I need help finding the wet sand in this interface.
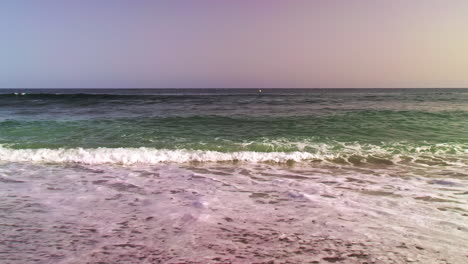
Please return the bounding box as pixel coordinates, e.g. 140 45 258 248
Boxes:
1 162 467 263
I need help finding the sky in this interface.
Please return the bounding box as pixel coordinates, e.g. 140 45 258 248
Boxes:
1 0 468 88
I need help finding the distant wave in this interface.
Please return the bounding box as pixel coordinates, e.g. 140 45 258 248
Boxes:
0 145 466 166
0 92 268 99
0 93 155 99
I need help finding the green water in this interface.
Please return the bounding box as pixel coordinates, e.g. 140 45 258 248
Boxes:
0 89 467 165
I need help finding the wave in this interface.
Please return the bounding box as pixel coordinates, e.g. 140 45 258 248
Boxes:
0 147 322 164
0 144 466 166
0 91 271 100
0 93 158 100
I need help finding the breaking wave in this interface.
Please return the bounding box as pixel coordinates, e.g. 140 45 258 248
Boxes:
0 147 320 164
0 143 466 166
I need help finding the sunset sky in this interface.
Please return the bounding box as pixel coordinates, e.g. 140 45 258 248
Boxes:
1 0 468 88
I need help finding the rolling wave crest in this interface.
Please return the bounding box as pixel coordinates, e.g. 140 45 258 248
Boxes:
0 143 466 166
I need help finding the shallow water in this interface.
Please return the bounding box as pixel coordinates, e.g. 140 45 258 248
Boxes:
1 162 467 263
0 89 467 263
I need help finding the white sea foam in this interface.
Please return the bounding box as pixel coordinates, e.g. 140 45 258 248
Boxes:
0 147 329 165
0 144 466 166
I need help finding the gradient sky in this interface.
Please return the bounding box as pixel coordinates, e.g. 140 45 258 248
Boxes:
1 0 468 88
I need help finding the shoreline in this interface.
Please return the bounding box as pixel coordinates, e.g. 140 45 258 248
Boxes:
1 162 467 263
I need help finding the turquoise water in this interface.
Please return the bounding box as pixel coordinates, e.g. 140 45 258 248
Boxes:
0 89 467 165
2 89 468 263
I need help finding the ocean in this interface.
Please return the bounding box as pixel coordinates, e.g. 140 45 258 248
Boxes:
0 89 467 263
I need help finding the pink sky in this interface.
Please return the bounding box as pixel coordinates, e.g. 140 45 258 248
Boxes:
1 0 467 88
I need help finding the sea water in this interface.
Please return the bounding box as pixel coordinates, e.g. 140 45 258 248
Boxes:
0 89 467 263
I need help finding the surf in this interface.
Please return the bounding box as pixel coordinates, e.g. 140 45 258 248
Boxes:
0 144 466 166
